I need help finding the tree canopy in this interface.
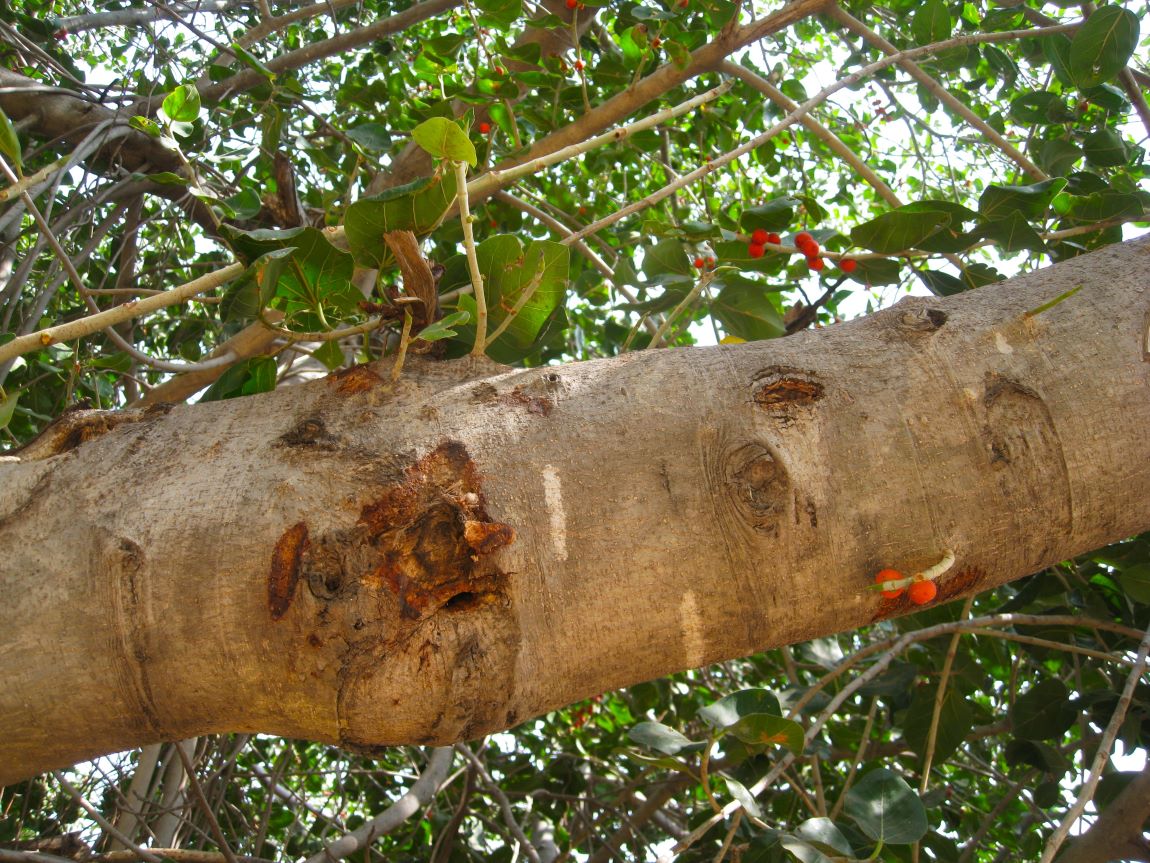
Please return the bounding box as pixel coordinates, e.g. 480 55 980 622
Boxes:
2 0 1150 861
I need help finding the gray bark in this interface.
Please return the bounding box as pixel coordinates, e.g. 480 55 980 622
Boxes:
2 237 1150 785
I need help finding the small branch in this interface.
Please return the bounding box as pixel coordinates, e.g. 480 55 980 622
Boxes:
173 744 240 863
0 264 245 367
920 596 974 792
52 773 164 863
455 743 541 863
1039 619 1150 863
829 6 1048 181
455 161 488 357
485 259 546 345
302 748 454 863
647 270 713 348
391 309 414 381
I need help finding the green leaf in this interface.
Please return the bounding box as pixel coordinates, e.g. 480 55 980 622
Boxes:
976 212 1046 253
1119 563 1150 604
850 207 951 253
474 0 522 28
739 197 798 233
844 768 929 845
416 310 471 341
344 172 459 267
201 357 278 401
0 389 18 430
313 340 347 371
1009 92 1074 124
698 689 781 729
711 282 785 341
230 42 276 79
1068 5 1139 89
979 178 1066 219
411 117 477 167
726 714 805 753
1082 128 1131 168
780 818 855 862
722 775 762 817
628 721 696 755
0 107 21 174
162 83 202 123
222 228 359 329
642 239 693 279
446 236 569 362
912 0 951 47
901 685 973 765
1004 739 1069 776
345 123 392 152
1011 679 1076 740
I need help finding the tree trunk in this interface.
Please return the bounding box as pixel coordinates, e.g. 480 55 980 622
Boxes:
3 238 1149 785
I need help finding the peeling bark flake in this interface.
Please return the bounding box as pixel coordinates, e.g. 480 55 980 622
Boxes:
269 522 309 620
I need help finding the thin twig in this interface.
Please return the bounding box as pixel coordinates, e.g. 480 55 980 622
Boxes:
52 773 164 863
173 744 240 863
455 743 542 863
921 596 974 793
1038 620 1150 863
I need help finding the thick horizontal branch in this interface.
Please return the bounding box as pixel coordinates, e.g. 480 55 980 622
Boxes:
1 237 1149 784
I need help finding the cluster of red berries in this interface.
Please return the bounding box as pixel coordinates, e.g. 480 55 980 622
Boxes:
747 227 781 259
746 228 858 274
875 569 938 605
693 255 716 269
570 694 604 728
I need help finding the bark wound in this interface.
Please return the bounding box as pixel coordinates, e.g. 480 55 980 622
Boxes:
981 375 1073 565
753 369 824 420
269 522 309 620
728 443 791 534
277 417 339 449
897 307 948 332
329 364 386 395
502 387 554 416
14 408 155 460
358 441 515 619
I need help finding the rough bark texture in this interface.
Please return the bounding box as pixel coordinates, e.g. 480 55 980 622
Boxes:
2 238 1150 785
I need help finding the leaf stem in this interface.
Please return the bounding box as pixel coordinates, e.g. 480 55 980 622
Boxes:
454 159 488 356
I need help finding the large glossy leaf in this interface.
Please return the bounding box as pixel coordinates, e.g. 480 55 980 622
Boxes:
411 117 477 167
344 172 459 267
844 768 928 845
976 212 1046 253
1068 6 1139 89
222 226 359 329
201 357 278 401
628 721 697 755
447 236 569 362
979 178 1066 219
698 688 782 729
1011 678 1076 741
739 197 799 233
901 684 973 765
726 713 805 753
711 282 785 341
850 207 950 253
